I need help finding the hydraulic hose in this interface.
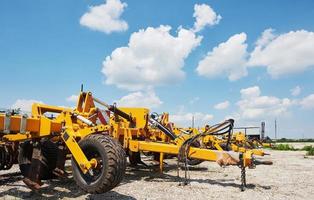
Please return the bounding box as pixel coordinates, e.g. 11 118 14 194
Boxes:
149 113 177 140
93 97 134 123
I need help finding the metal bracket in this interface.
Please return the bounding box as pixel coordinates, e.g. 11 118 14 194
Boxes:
3 112 11 134
20 114 28 134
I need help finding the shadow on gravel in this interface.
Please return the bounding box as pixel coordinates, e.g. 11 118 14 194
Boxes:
0 174 136 200
122 165 272 191
0 164 270 199
0 172 23 185
0 187 135 200
87 192 136 200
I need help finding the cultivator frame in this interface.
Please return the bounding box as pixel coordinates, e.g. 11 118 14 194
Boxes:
152 113 268 157
0 91 272 193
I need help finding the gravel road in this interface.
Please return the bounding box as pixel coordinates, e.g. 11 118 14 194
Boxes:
0 150 313 200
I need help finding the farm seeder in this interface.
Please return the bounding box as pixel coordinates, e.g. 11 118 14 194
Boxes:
0 91 272 194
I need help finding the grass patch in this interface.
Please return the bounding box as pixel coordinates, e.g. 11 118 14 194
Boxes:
276 138 314 142
273 144 297 151
302 145 314 156
272 144 314 155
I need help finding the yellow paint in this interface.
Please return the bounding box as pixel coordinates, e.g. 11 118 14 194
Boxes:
0 90 263 175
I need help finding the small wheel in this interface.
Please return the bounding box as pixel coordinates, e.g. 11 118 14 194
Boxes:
186 140 203 166
71 134 126 194
3 145 15 170
186 158 203 166
0 146 5 170
18 140 58 179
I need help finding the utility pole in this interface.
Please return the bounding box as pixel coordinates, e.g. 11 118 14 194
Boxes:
275 119 277 140
192 115 195 129
261 122 265 140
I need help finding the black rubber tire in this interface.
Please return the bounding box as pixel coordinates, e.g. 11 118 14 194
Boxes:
18 140 58 180
186 158 203 166
71 134 126 194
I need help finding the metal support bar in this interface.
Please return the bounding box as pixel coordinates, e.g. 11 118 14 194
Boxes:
75 114 95 126
20 114 28 134
129 140 238 162
61 130 92 174
3 112 11 134
93 97 134 123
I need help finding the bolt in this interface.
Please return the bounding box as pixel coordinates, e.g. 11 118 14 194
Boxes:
88 169 94 176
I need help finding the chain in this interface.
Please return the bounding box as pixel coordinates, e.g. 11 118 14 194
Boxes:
183 156 190 185
239 153 247 191
240 165 246 191
177 145 190 186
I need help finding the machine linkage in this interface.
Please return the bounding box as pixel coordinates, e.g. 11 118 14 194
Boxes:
0 90 272 194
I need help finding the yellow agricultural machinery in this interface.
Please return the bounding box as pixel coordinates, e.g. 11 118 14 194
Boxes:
148 113 269 165
0 91 272 193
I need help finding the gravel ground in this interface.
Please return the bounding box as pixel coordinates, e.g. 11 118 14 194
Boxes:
1 150 314 200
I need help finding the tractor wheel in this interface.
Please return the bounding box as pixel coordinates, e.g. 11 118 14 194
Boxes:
71 134 126 194
18 140 58 180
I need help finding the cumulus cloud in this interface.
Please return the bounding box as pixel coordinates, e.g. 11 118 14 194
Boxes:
115 90 162 109
102 25 202 90
196 33 249 81
11 99 43 112
290 86 301 96
300 94 314 109
214 100 230 110
248 29 314 77
236 86 294 120
254 28 276 48
66 95 79 102
80 0 128 34
169 112 214 127
240 86 261 99
192 4 221 32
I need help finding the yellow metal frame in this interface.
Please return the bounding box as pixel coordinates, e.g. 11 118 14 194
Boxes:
146 113 267 159
0 92 109 174
0 91 260 176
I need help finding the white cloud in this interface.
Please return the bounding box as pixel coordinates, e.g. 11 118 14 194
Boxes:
189 97 200 105
214 100 230 110
192 4 221 32
240 86 261 99
102 25 202 90
116 90 162 109
290 86 301 96
236 86 294 120
254 28 276 48
80 0 128 34
300 94 314 109
248 29 314 77
11 99 43 112
66 95 78 102
196 33 248 81
169 112 214 127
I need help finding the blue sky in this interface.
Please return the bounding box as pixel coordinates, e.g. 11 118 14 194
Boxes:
1 0 314 138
